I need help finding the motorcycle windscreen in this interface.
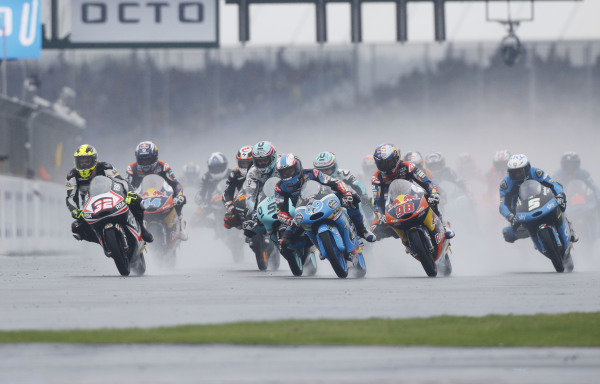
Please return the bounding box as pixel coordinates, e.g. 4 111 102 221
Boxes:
89 176 113 197
298 180 328 206
139 174 173 196
518 179 543 201
386 179 424 206
263 177 281 198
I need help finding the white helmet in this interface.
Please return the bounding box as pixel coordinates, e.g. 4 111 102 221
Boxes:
507 154 530 181
493 150 511 172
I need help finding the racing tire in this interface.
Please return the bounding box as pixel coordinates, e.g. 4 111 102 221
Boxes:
105 227 130 276
131 252 146 276
539 227 565 273
319 231 348 278
408 229 437 277
252 234 268 271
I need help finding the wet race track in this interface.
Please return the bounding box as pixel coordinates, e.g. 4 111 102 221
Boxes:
2 228 600 382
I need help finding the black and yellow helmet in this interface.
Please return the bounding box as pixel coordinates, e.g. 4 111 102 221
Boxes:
74 144 98 179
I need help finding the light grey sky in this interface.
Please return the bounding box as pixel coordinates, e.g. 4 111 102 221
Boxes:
219 0 600 46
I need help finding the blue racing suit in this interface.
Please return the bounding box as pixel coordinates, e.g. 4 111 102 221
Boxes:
499 167 564 220
275 169 366 247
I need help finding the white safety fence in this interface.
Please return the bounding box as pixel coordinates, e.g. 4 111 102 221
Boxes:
0 175 72 255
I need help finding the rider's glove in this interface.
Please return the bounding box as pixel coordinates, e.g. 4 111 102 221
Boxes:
342 192 354 207
427 193 441 207
125 191 139 205
507 213 519 229
376 212 386 224
555 193 567 212
173 194 186 207
71 209 84 220
224 200 233 210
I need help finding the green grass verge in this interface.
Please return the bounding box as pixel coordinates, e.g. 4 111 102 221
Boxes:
1 312 599 346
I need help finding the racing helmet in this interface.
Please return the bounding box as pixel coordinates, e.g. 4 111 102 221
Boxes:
313 151 338 177
183 162 200 178
276 153 303 190
236 145 254 174
252 141 277 175
73 144 98 179
561 151 580 173
403 151 425 169
424 152 445 172
373 144 401 175
135 141 159 172
493 150 511 173
207 152 228 175
361 155 376 176
507 154 531 181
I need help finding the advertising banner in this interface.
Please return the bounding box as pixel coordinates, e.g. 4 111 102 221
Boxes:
70 0 218 47
0 0 41 59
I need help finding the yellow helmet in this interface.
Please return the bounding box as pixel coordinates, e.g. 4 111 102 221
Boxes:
74 144 98 179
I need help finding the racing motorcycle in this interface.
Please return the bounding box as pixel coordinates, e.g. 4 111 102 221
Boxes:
83 176 146 276
565 179 599 247
138 174 180 268
254 177 317 276
509 179 574 273
195 178 244 262
294 181 366 278
383 179 452 277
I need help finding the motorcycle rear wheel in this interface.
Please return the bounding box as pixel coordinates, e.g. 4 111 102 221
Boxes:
539 227 565 273
105 227 130 276
319 232 348 278
408 229 437 277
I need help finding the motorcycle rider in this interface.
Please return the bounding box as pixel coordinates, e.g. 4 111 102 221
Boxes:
359 155 377 187
127 141 187 241
424 151 469 195
243 141 280 216
67 144 153 244
371 144 454 239
500 154 578 243
313 151 371 209
223 145 254 228
181 162 201 189
403 151 431 178
554 152 600 203
196 152 230 207
486 150 511 196
275 154 376 253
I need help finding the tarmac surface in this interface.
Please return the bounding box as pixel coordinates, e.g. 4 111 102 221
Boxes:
1 344 599 384
2 229 599 383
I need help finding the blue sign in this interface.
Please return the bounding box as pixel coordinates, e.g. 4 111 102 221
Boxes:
0 0 41 59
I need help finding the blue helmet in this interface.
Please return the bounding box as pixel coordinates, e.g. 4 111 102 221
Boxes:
207 152 228 174
135 141 159 172
252 141 277 175
276 153 303 190
313 151 338 177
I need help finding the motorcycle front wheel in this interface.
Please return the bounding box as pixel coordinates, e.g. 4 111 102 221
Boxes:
408 229 437 277
539 227 565 273
318 231 348 278
105 227 130 276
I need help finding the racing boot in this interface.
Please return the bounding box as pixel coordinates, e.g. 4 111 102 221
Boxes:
140 221 154 243
568 220 579 243
443 221 455 239
177 216 189 241
353 218 377 243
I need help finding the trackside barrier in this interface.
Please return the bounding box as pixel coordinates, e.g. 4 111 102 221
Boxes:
0 175 72 255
